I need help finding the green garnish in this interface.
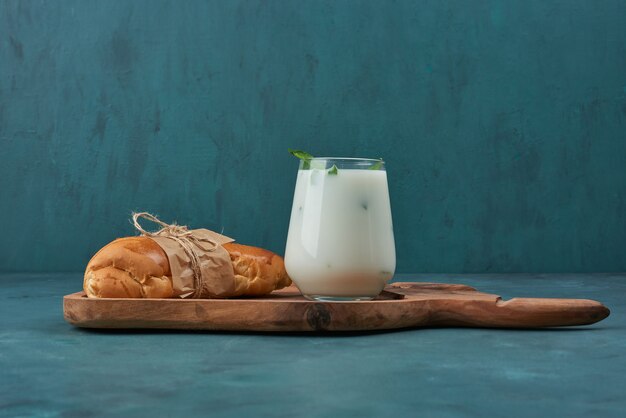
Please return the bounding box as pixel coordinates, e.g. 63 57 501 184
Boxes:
328 164 338 175
288 149 314 169
369 159 384 170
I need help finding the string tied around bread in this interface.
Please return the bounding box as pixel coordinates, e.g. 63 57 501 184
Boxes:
132 212 218 298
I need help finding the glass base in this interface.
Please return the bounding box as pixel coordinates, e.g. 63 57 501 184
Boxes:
304 295 376 302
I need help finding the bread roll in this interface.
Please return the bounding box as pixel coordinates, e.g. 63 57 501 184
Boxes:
84 237 291 298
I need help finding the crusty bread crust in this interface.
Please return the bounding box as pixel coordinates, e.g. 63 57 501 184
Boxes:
84 237 173 298
223 243 292 297
84 237 291 298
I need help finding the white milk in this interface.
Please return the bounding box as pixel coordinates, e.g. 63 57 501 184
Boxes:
285 168 396 299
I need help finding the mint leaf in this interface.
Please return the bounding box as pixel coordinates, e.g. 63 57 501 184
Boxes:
328 164 338 175
369 159 384 170
288 149 314 160
288 149 314 169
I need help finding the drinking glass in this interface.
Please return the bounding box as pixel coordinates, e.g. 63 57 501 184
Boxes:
284 158 396 301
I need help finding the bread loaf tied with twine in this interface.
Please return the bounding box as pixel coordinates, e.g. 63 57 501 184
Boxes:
83 212 292 298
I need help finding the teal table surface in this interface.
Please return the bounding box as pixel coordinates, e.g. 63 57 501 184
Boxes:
1 273 625 418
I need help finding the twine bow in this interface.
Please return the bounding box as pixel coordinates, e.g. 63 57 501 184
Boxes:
132 212 218 298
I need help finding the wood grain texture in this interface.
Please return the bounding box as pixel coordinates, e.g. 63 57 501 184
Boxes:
63 282 610 332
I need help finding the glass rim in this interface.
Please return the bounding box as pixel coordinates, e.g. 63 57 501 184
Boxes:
310 157 383 162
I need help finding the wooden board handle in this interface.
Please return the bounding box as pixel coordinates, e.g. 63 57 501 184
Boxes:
429 297 610 328
495 298 610 327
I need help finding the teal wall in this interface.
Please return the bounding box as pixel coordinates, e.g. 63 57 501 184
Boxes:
1 0 625 273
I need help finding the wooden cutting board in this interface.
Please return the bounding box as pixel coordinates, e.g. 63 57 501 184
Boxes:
63 282 610 332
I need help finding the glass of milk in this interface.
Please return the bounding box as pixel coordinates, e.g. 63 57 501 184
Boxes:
285 157 396 301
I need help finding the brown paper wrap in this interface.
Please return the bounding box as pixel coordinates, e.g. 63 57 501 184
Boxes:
132 212 236 299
